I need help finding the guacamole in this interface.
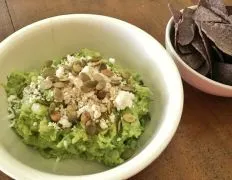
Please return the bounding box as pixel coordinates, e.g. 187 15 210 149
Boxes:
4 49 151 166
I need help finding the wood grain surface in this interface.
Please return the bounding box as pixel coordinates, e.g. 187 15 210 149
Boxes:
0 0 232 179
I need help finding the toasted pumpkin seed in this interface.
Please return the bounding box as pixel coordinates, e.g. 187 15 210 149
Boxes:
96 90 107 100
117 120 122 133
93 73 104 81
96 80 106 90
59 77 69 82
85 122 97 135
81 80 98 92
67 109 77 121
53 82 65 88
81 111 91 124
50 111 61 122
54 88 63 102
47 75 59 82
121 71 131 79
40 79 53 90
89 56 101 62
79 72 91 82
121 85 134 92
110 79 121 85
49 102 56 113
99 63 107 71
42 67 55 78
123 113 136 123
72 63 82 73
101 69 114 77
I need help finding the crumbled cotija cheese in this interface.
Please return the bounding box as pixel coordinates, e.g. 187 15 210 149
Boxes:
114 90 135 111
56 66 65 78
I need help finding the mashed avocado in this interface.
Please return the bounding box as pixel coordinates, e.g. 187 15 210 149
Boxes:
4 49 151 166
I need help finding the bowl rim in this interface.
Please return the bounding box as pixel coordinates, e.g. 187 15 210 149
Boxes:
0 14 183 180
165 7 232 91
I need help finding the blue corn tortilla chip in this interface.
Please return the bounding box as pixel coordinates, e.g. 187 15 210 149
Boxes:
168 3 182 23
199 0 228 15
195 20 212 76
180 51 205 70
191 31 208 61
178 8 196 46
213 62 232 85
193 6 224 23
178 44 195 54
227 6 232 15
212 46 224 62
201 22 232 56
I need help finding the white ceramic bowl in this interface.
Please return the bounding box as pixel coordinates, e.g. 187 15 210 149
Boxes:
0 14 183 180
165 13 232 97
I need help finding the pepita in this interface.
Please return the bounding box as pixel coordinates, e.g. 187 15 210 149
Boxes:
99 63 107 71
121 71 131 79
123 113 136 123
40 79 53 90
59 77 69 82
85 122 97 135
89 56 101 62
79 72 91 82
53 82 65 88
121 85 134 92
42 67 55 78
50 111 61 122
96 90 107 100
93 73 104 81
49 102 56 113
81 80 98 93
101 69 114 77
96 80 106 90
54 88 63 102
80 111 91 124
72 63 82 73
47 75 59 82
110 79 121 85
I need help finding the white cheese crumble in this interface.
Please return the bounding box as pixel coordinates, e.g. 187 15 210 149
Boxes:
7 95 17 102
109 58 116 64
56 66 65 78
114 90 135 111
109 113 115 123
31 103 41 114
48 122 61 130
91 104 101 119
58 115 72 128
100 119 108 129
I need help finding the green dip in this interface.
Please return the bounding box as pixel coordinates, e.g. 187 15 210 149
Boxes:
4 49 151 166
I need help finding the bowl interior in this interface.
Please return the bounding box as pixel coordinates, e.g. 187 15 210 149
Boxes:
0 15 171 176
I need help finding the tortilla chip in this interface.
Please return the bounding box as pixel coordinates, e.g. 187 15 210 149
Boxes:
191 31 208 61
193 6 224 23
168 3 182 23
178 8 196 46
174 23 179 49
178 44 195 54
223 53 232 64
208 0 228 15
213 62 232 85
197 61 211 76
199 0 228 15
195 21 212 76
212 46 224 62
201 22 232 56
227 6 232 16
180 51 205 70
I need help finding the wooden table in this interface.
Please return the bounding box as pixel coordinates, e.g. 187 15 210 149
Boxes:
0 0 231 179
